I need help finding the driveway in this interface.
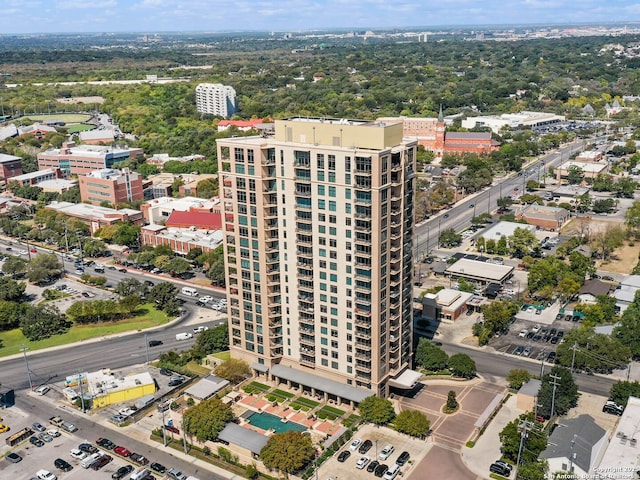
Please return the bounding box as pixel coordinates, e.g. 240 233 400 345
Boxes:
402 378 506 480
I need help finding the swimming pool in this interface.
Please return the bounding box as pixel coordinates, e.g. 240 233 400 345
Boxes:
246 411 306 433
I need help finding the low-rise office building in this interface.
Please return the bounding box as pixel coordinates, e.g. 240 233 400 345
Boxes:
7 168 63 187
79 168 144 206
0 153 23 185
141 196 220 224
515 203 570 231
37 178 78 194
140 224 223 254
556 160 609 182
38 141 144 176
596 396 640 478
445 258 514 285
421 288 474 323
461 111 566 133
45 201 143 234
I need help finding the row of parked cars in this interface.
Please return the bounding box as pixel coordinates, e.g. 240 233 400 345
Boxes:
335 438 409 479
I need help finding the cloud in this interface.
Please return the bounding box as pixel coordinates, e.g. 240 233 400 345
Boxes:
55 0 117 9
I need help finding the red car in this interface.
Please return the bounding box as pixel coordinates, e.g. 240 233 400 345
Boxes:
164 424 180 434
114 446 132 457
91 454 112 470
30 248 37 253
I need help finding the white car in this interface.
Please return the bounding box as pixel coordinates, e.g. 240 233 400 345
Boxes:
35 385 50 396
70 448 87 460
379 444 395 460
36 470 57 480
518 329 528 338
193 326 209 333
119 408 136 417
349 438 362 451
531 324 541 333
47 428 60 438
356 456 371 469
200 296 214 303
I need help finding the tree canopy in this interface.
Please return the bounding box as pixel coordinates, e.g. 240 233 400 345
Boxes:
537 366 579 418
358 396 396 425
394 410 430 438
182 397 234 442
260 431 315 476
414 338 448 371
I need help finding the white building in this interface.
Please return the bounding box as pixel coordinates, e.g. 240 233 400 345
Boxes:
596 396 640 478
141 196 220 224
195 83 237 117
461 111 565 133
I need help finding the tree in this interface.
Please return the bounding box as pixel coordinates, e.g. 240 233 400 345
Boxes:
394 410 430 437
82 238 107 257
537 366 579 418
574 295 616 325
446 390 458 411
20 304 70 341
147 282 181 315
214 358 251 383
0 301 26 331
591 198 616 214
192 324 229 358
478 300 519 345
507 369 531 390
119 294 142 314
508 227 538 258
448 353 476 378
358 396 396 425
566 165 585 184
112 223 141 247
25 253 63 285
515 461 548 480
497 196 514 209
260 430 315 477
114 278 144 297
609 381 640 407
626 200 640 237
183 397 234 442
614 177 637 198
439 228 462 248
2 256 27 277
526 179 539 191
414 338 448 371
195 178 218 199
499 412 548 464
164 257 192 276
615 291 640 359
556 326 630 373
591 225 625 260
0 276 26 302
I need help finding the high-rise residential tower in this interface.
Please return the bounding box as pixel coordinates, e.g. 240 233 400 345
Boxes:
195 83 237 118
217 117 416 400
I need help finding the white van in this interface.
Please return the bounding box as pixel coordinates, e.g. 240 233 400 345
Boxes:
130 468 151 480
383 464 400 480
175 332 193 341
81 452 102 469
181 287 198 297
35 385 50 396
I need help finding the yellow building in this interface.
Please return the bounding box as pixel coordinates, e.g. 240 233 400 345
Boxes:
86 369 156 409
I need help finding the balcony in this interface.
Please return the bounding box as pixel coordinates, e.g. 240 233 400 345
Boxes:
297 249 313 259
355 362 372 373
271 347 283 357
297 235 313 247
354 307 371 317
300 357 316 367
355 350 371 360
297 269 313 280
264 208 278 219
355 317 370 327
295 189 312 197
355 328 372 340
354 168 372 176
355 284 371 294
262 157 276 165
354 223 371 233
295 161 311 169
298 283 314 293
299 315 314 326
391 163 402 172
300 335 315 347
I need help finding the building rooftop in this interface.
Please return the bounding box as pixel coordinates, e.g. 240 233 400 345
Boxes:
166 210 222 230
217 422 269 455
37 179 78 190
145 196 219 212
540 414 607 474
446 258 514 283
42 143 141 158
84 369 154 398
553 185 591 197
86 168 133 180
481 221 537 242
184 375 230 401
9 168 57 182
79 128 116 141
519 203 570 221
558 160 608 173
0 153 21 164
46 201 141 220
597 396 640 478
518 378 541 397
141 225 224 250
621 275 640 289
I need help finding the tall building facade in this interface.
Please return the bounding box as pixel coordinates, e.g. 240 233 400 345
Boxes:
217 117 416 397
195 83 237 117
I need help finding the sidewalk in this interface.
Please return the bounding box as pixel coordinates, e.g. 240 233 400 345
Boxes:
460 394 522 478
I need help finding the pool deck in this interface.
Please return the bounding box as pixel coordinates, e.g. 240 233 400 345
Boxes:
237 393 343 437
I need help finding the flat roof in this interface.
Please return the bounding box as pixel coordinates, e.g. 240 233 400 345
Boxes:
387 369 422 389
597 396 640 478
217 422 269 455
270 364 372 403
0 153 21 163
85 370 154 397
482 221 536 242
10 168 57 181
558 160 608 173
184 375 229 400
518 378 541 397
46 201 141 220
446 259 514 283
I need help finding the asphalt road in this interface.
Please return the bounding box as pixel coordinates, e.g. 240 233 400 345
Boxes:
440 342 616 397
415 140 590 255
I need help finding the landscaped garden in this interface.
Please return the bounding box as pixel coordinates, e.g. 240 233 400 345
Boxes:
289 396 320 411
316 405 346 420
243 381 270 394
266 388 294 403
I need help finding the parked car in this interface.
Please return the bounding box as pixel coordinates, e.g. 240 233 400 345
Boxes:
150 462 166 474
514 346 524 356
112 465 134 479
375 464 389 477
523 347 532 357
78 443 98 454
379 444 395 460
91 454 112 471
367 460 380 473
33 422 47 432
337 450 351 462
54 458 73 472
546 352 556 363
130 453 149 465
490 461 512 476
349 438 362 451
30 436 45 447
70 449 87 460
96 438 116 450
164 424 180 434
603 401 624 416
39 432 53 443
358 439 373 454
114 446 132 457
396 451 410 466
5 452 22 463
356 456 371 469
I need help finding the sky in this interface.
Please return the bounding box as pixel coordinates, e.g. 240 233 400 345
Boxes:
0 0 638 34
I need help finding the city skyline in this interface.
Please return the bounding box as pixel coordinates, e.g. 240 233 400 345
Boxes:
0 0 638 34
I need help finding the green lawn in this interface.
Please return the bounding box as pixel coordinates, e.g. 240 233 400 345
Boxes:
67 124 95 133
212 351 231 361
291 396 319 409
0 303 169 357
18 113 92 123
243 381 270 394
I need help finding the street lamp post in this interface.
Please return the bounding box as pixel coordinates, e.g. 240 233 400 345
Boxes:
21 344 33 391
437 214 449 248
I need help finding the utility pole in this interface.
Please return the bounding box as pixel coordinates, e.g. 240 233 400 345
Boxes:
550 373 561 419
21 344 33 391
78 373 86 413
515 418 535 480
160 404 168 447
570 343 579 373
540 356 545 379
144 334 150 365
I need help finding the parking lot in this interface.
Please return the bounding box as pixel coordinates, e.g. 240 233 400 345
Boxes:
489 304 586 363
317 423 429 480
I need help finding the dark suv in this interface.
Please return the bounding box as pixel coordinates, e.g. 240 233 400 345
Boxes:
396 451 410 466
603 401 624 416
490 462 511 476
358 439 372 454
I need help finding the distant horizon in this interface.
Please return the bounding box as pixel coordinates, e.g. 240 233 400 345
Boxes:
0 1 638 35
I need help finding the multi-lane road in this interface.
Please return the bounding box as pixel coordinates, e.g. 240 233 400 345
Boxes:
415 140 590 255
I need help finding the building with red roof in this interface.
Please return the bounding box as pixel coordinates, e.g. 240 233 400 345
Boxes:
165 210 222 230
217 119 272 132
